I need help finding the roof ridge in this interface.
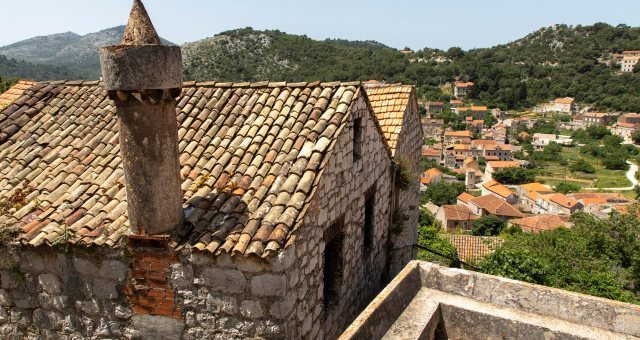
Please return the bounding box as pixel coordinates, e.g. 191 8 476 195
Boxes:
33 80 366 89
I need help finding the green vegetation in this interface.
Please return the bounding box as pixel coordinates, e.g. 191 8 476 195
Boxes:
478 209 640 304
417 209 459 267
420 181 466 206
569 159 595 174
0 76 16 94
472 215 507 236
554 181 581 194
492 167 536 185
0 54 86 80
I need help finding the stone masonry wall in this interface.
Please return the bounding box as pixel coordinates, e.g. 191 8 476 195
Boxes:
388 95 423 278
285 92 393 339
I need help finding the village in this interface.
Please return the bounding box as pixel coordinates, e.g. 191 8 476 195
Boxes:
418 71 640 263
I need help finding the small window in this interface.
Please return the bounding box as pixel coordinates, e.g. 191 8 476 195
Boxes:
323 217 344 313
363 186 376 253
353 118 363 162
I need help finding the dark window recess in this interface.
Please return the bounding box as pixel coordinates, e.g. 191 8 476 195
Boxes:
353 117 363 161
363 186 376 253
323 217 344 313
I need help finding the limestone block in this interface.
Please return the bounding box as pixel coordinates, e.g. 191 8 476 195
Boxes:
613 312 640 335
269 293 296 319
0 290 11 307
52 295 69 311
98 260 129 282
235 257 267 273
115 304 132 320
75 300 100 316
255 320 283 338
169 263 193 288
239 300 264 319
251 274 286 297
9 308 31 328
0 309 7 325
205 293 237 314
131 314 185 340
72 258 98 277
0 271 21 290
38 273 62 295
202 268 246 294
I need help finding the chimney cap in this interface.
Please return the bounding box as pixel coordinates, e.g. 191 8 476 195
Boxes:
122 0 161 46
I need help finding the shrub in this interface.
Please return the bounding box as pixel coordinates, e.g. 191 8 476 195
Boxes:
472 215 507 236
492 167 536 185
555 181 581 194
569 159 596 173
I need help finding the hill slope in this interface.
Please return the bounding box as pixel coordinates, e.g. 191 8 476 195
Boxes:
0 26 173 79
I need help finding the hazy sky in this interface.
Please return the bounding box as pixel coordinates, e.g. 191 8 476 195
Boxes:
1 0 639 50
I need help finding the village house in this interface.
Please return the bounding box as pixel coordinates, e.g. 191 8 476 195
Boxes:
420 168 443 192
484 160 522 181
530 193 582 215
460 194 524 221
480 143 512 162
508 215 573 233
581 112 617 127
420 117 444 141
621 55 640 72
611 113 640 142
531 133 573 150
449 99 463 108
453 81 474 100
516 182 554 210
540 97 575 114
443 130 472 145
484 124 507 143
0 3 422 338
421 146 442 162
425 101 444 115
438 234 504 263
571 193 630 219
480 180 519 204
435 205 479 231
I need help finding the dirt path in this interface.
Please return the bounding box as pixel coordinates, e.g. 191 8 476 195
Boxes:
583 161 638 191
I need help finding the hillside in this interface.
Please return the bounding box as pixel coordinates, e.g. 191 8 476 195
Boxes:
0 26 173 79
3 24 640 112
182 27 407 82
0 54 86 80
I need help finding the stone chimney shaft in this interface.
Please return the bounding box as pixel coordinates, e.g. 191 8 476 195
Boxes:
99 0 184 235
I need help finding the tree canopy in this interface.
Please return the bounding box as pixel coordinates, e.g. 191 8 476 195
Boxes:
472 215 507 236
492 167 536 185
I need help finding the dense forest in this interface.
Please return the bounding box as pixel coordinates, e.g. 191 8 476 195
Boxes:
3 23 640 112
0 55 86 80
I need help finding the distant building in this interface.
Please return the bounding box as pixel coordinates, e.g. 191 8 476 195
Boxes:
484 161 523 181
420 168 444 191
462 194 524 220
449 99 464 108
581 112 617 126
426 101 444 114
540 97 575 114
611 113 640 142
439 234 504 262
509 215 573 233
453 81 474 99
443 130 472 145
480 180 519 204
480 144 512 162
421 118 444 141
532 133 573 150
422 147 442 162
436 205 480 231
621 54 640 72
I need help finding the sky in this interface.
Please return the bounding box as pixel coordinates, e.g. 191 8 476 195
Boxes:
1 0 639 50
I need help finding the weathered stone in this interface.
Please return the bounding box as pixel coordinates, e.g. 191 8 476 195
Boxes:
250 274 286 297
52 295 70 311
38 273 62 294
76 300 100 316
235 257 267 273
206 293 237 314
72 258 98 277
269 293 296 319
93 278 118 299
256 320 283 338
0 309 8 325
10 308 31 328
239 300 264 319
169 263 193 288
0 271 21 289
10 290 38 309
32 308 63 330
98 260 129 281
131 314 185 340
202 268 246 294
0 290 12 308
115 305 132 320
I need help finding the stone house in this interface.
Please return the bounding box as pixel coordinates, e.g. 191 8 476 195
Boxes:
435 205 479 231
443 130 471 145
0 2 421 339
540 97 574 114
460 194 524 221
611 113 640 142
420 118 444 141
425 101 444 115
453 81 474 100
581 112 617 127
480 180 518 204
483 161 522 181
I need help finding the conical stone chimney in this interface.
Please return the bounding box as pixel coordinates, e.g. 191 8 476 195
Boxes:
99 0 184 235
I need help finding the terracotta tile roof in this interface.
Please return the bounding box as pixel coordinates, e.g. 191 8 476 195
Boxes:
485 156 499 161
422 149 441 157
457 192 474 203
487 161 520 169
0 80 384 258
0 81 36 109
483 144 511 151
467 194 524 218
427 101 444 106
519 182 551 193
440 234 503 262
526 191 540 201
541 193 580 209
454 82 474 88
554 97 574 104
509 215 572 233
571 193 629 204
423 168 443 178
444 130 472 137
453 144 470 150
441 205 480 221
470 106 487 111
365 84 416 155
482 181 515 199
450 100 463 105
471 140 497 148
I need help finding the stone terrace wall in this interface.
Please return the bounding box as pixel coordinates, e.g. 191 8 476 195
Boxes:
388 97 422 278
0 245 299 339
287 92 393 339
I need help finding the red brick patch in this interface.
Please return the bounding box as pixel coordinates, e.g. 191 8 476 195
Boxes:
125 250 183 320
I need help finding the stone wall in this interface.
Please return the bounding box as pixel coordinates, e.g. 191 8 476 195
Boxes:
388 94 423 278
286 92 393 339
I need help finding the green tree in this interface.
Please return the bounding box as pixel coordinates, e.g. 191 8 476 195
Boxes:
633 130 640 145
472 215 507 236
569 159 596 173
417 209 459 266
586 125 611 140
420 181 466 206
492 167 536 185
602 152 629 170
555 181 581 194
